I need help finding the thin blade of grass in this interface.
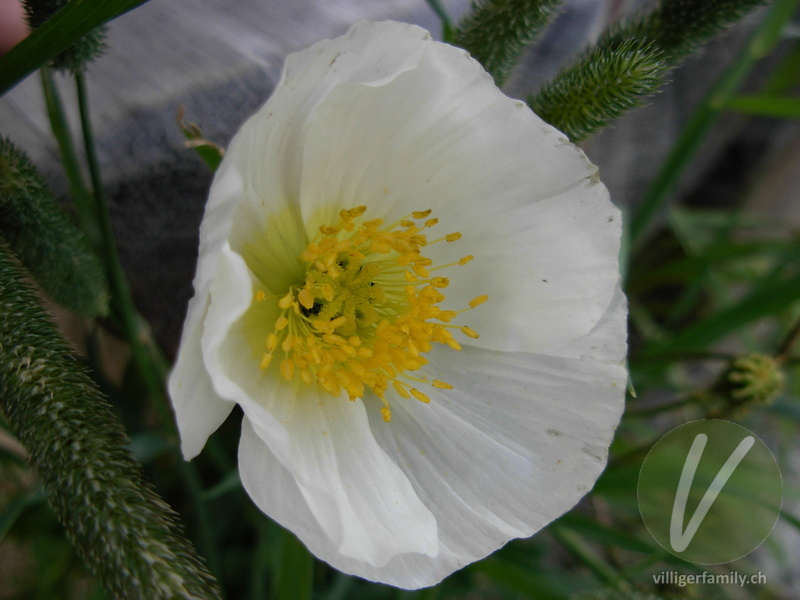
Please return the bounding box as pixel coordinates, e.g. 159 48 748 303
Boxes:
725 95 800 119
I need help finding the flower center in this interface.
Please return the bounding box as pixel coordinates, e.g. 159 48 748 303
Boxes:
256 206 487 421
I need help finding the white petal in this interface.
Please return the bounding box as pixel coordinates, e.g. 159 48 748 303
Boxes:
280 394 437 566
222 21 435 288
362 290 627 586
200 246 438 566
296 35 618 350
434 180 621 353
547 284 628 361
237 395 439 568
167 294 234 460
167 157 248 460
238 417 451 589
298 38 596 227
173 22 434 464
241 289 626 589
171 19 628 588
199 244 293 462
192 160 247 308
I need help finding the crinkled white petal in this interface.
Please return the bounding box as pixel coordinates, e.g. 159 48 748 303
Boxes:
431 180 620 353
232 384 440 566
224 21 436 293
240 286 626 589
167 293 234 460
167 161 245 459
170 18 628 587
365 285 627 587
239 394 439 567
198 241 438 566
296 34 618 351
199 243 292 464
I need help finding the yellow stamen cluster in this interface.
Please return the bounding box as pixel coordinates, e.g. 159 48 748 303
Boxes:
256 206 486 421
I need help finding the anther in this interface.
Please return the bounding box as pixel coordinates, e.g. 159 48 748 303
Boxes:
469 295 488 309
266 334 278 352
298 288 315 310
460 326 479 339
278 293 294 309
410 388 431 404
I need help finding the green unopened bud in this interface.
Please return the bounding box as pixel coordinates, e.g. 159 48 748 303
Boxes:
23 0 106 73
725 353 785 406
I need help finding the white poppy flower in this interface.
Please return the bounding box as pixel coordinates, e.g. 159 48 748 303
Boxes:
169 20 627 589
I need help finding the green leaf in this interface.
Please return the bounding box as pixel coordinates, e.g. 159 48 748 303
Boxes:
763 40 800 95
556 513 659 555
639 268 800 360
550 525 622 585
24 0 107 73
200 469 242 502
0 0 150 95
0 488 43 543
779 509 800 531
177 107 225 172
628 0 800 244
0 241 222 599
724 94 800 119
0 137 109 317
470 557 573 599
454 0 562 87
628 239 800 293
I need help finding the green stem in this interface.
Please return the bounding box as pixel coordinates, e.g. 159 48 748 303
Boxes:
74 71 224 591
40 67 101 251
180 460 224 585
425 0 455 43
624 394 697 416
74 70 171 426
629 0 800 247
249 520 273 600
273 528 314 600
776 314 800 363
